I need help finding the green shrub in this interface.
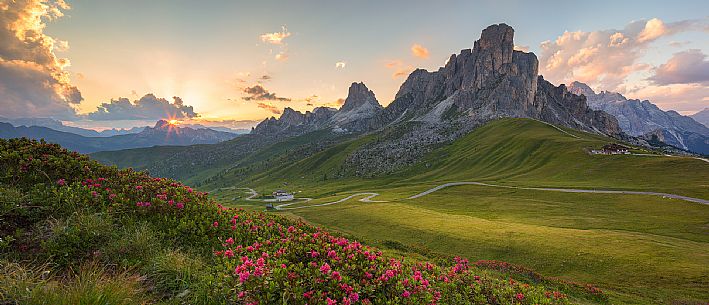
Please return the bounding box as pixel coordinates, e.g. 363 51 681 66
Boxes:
42 212 114 267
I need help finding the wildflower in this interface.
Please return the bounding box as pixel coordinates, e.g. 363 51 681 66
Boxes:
239 271 250 283
213 221 219 227
56 179 66 186
331 271 342 281
91 191 98 197
516 293 524 300
320 263 331 274
327 298 337 305
402 290 411 298
176 202 184 209
225 237 234 245
135 185 143 190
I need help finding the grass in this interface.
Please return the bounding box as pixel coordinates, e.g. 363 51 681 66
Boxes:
268 185 708 304
208 118 709 304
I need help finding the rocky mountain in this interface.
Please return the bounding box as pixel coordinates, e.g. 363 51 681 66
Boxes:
254 24 619 141
568 81 709 154
0 120 239 153
690 108 709 128
375 24 619 135
252 82 383 136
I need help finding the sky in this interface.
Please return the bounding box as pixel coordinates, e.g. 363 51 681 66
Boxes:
1 0 708 130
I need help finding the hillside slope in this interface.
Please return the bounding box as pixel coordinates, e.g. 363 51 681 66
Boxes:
231 119 708 199
0 138 587 304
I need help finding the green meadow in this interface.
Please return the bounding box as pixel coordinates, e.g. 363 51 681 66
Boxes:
210 119 709 304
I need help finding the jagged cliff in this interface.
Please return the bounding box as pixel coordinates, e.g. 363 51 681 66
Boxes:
377 23 619 135
569 81 709 154
252 82 382 136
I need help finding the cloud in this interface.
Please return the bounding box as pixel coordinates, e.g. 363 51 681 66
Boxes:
242 85 291 101
304 95 319 106
335 61 346 68
649 49 709 85
411 44 429 59
86 94 198 121
385 60 414 79
539 17 708 91
275 51 288 61
260 26 291 45
0 0 82 119
626 83 709 113
257 102 281 114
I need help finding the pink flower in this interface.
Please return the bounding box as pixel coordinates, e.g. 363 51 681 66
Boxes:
225 237 234 245
401 290 411 298
213 221 219 227
135 185 143 190
176 202 184 209
331 271 342 281
56 179 66 186
320 263 331 274
224 249 234 258
239 271 250 283
91 191 98 197
108 193 116 200
516 293 524 300
348 292 359 302
327 298 337 305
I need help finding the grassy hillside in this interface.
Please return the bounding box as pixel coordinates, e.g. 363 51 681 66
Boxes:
231 119 708 198
2 138 592 304
206 119 709 304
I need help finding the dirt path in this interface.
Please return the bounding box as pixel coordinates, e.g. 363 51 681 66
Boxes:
407 181 709 205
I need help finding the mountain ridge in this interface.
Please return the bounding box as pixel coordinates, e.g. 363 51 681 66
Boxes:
568 81 709 154
0 120 239 153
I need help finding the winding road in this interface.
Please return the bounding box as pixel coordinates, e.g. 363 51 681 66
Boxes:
232 181 708 211
407 182 709 205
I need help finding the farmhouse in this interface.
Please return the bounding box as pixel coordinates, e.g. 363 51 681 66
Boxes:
272 190 294 202
591 143 630 155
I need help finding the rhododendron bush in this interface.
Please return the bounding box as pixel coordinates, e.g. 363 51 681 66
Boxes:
0 138 579 304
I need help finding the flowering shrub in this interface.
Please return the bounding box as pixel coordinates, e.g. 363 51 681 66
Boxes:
0 138 579 304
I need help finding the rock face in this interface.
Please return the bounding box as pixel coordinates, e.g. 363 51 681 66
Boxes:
377 23 618 135
690 108 709 128
569 81 709 154
252 82 382 136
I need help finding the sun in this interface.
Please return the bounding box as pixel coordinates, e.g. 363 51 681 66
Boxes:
168 119 179 126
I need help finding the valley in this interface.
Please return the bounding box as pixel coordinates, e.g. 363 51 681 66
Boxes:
204 119 709 304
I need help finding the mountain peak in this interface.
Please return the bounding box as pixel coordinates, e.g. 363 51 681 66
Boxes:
154 120 171 129
568 81 596 97
340 82 381 113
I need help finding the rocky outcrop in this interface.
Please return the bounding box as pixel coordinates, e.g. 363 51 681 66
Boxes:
252 82 382 136
569 81 709 154
377 23 618 135
536 78 621 135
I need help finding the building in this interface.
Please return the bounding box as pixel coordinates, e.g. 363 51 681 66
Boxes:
272 190 294 202
591 143 630 155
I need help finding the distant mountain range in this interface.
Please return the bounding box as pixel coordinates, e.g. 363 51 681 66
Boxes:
0 120 240 153
691 108 709 128
568 82 709 155
0 117 146 137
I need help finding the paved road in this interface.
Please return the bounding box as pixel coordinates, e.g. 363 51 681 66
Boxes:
407 181 709 205
275 192 383 210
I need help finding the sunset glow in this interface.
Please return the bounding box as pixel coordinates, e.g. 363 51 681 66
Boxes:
0 0 706 131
